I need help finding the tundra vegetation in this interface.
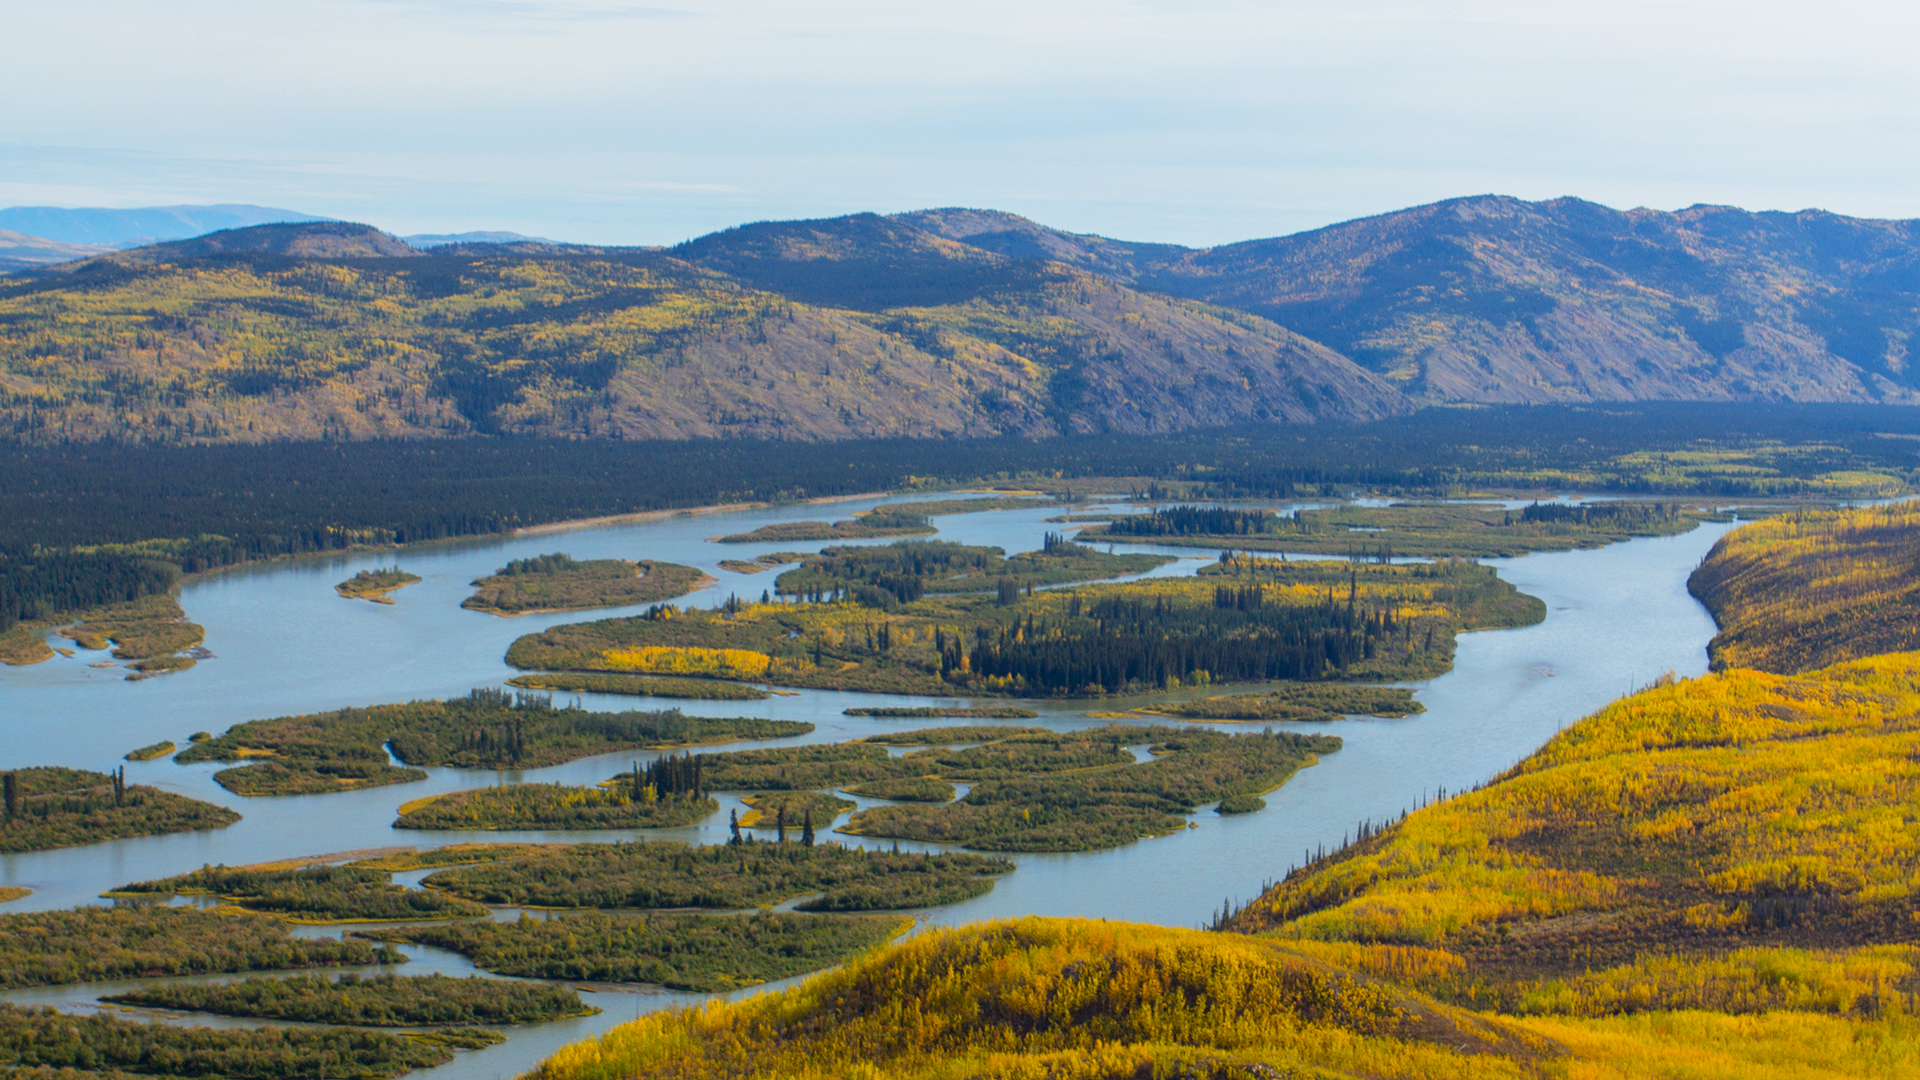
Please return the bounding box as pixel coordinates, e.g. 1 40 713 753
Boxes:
53 593 205 678
713 497 1045 543
463 553 714 616
0 766 238 853
520 507 1920 1080
506 672 770 700
717 553 808 574
104 972 595 1027
736 790 855 830
842 705 1038 718
123 741 176 761
691 724 1337 853
176 688 808 795
110 862 494 923
1135 683 1422 722
396 751 717 831
335 566 421 603
365 911 909 993
417 839 1014 912
0 906 404 989
507 542 1538 698
1080 500 1701 558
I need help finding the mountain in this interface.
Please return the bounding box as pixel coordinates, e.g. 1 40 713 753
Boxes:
0 204 329 248
911 197 1920 406
0 219 1405 444
0 230 112 273
405 231 555 248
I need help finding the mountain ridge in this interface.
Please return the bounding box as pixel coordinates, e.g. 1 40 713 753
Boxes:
4 196 1920 445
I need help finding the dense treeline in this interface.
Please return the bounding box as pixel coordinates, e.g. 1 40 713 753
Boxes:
2 403 1912 632
112 863 492 922
772 539 1165 607
0 906 403 989
364 911 907 992
0 767 238 854
178 689 809 795
0 1003 480 1078
420 839 1013 911
1103 505 1278 537
104 972 593 1027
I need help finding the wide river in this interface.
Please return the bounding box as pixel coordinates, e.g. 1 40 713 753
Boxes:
0 495 1731 1079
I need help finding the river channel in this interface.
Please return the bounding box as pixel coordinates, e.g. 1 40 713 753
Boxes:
0 495 1732 1080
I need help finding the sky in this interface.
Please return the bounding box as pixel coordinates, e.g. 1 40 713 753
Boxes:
4 0 1918 247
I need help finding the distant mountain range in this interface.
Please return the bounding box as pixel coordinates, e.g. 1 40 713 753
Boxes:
1 195 1917 444
0 204 329 251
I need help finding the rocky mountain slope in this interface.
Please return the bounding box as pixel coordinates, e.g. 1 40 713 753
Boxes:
911 197 1920 406
0 220 1405 443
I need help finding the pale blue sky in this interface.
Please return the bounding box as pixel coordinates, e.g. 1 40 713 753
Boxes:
4 0 1915 246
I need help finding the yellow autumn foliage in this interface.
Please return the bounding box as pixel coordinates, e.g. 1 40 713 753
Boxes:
600 646 774 680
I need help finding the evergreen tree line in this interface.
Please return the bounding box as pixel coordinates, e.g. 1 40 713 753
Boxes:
2 404 1912 631
963 591 1412 694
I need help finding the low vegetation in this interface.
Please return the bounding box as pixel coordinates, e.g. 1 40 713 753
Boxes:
1688 500 1920 674
123 741 176 762
830 726 1338 852
0 906 403 989
713 498 1043 544
0 626 52 665
177 689 808 795
717 554 807 574
336 567 421 603
395 785 717 831
104 972 594 1027
0 767 238 854
56 594 204 678
420 840 1013 912
770 537 1169 603
0 1002 483 1078
364 911 909 992
1082 500 1702 558
508 544 1535 698
110 862 492 923
507 672 769 699
843 705 1038 718
841 777 955 802
737 791 854 830
855 725 1050 745
463 554 713 615
1140 684 1422 722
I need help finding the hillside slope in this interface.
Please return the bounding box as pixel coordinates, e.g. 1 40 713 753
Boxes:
0 220 1406 443
913 196 1920 406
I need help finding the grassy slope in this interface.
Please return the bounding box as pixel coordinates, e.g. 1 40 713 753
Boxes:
1688 501 1920 674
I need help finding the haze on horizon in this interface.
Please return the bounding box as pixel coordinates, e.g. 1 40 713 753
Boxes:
4 0 1916 248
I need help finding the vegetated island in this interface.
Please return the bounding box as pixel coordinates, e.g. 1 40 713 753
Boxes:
717 553 809 574
737 790 855 831
1075 500 1703 559
105 972 596 1027
124 740 176 761
58 593 206 678
527 505 1920 1080
505 540 1539 698
337 566 422 603
693 724 1338 853
843 705 1039 718
462 553 714 616
417 838 1013 913
507 672 769 700
176 688 810 795
0 905 403 990
365 910 910 993
713 497 1045 544
110 861 493 923
0 626 52 665
395 753 716 831
0 886 30 903
1132 684 1422 722
0 1002 496 1078
0 766 238 854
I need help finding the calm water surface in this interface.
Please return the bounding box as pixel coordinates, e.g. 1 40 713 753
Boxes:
0 495 1731 1079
